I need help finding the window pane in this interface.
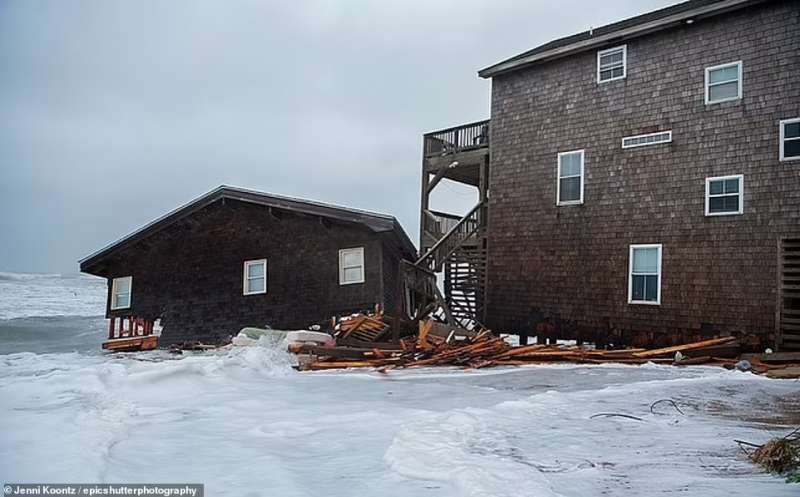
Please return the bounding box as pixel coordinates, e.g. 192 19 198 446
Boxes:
709 180 724 195
599 69 615 81
342 250 362 267
709 65 738 84
723 195 739 212
632 247 658 273
632 275 645 301
247 276 265 293
601 51 623 65
709 196 725 212
644 275 658 302
559 153 581 176
785 139 800 158
247 262 264 278
114 277 130 293
785 122 800 139
559 177 581 202
343 267 363 283
611 66 624 78
114 293 130 308
724 178 739 194
709 81 739 101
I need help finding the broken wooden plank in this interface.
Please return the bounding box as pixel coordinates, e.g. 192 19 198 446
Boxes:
632 337 737 358
307 358 400 370
765 366 800 379
759 352 800 363
288 343 402 360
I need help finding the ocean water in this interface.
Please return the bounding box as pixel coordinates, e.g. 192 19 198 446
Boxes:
0 272 798 496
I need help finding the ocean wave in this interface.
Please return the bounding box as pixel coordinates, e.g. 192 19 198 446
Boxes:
0 271 65 281
0 271 106 320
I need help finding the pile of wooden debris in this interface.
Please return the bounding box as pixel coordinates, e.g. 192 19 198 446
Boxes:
290 314 800 377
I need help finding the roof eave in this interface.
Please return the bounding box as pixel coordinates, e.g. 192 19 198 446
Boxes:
78 185 414 273
478 0 762 79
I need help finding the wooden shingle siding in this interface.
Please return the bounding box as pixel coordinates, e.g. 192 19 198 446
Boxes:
99 199 394 345
484 1 800 347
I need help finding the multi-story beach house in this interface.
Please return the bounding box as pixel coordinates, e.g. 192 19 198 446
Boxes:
419 0 800 349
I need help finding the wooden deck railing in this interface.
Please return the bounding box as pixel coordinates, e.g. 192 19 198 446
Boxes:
424 120 490 158
416 200 486 272
108 316 156 340
422 209 462 239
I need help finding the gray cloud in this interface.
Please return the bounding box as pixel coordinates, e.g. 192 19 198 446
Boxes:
0 0 674 273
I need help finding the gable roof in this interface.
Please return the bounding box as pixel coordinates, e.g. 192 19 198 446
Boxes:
478 0 767 78
79 185 417 272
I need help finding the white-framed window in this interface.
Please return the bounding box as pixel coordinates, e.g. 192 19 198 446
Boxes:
110 276 132 310
628 244 662 305
622 131 672 149
339 247 365 285
705 175 743 216
780 118 800 162
705 61 742 104
556 150 584 205
243 259 267 295
597 45 626 83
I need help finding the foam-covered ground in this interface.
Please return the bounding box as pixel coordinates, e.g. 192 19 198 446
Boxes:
0 272 798 495
2 341 799 496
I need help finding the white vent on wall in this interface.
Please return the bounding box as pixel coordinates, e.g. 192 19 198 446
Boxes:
622 131 672 149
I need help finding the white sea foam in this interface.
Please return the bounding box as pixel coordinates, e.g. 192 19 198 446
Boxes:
1 341 798 496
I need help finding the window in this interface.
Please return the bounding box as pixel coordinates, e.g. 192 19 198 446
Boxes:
705 61 742 104
628 245 662 305
622 131 672 149
111 276 132 310
780 118 800 162
557 150 584 205
597 45 626 83
705 175 743 216
243 259 267 295
339 247 365 285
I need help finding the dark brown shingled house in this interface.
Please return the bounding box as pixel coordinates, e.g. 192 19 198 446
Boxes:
80 186 416 346
419 0 800 350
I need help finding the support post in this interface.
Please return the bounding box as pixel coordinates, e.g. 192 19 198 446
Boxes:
419 164 430 254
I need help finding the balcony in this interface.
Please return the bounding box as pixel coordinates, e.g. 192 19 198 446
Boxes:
423 120 489 187
424 119 490 158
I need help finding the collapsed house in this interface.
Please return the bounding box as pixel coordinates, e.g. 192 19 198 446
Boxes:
79 186 418 347
422 0 800 350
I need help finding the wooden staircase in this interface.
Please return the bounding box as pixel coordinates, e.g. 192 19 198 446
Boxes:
415 201 488 327
444 243 487 326
778 237 800 350
417 201 486 272
417 120 491 328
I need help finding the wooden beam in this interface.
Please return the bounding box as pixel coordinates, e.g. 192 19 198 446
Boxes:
632 336 737 358
426 162 454 194
434 284 455 325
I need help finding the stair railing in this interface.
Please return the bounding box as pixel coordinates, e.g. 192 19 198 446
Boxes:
415 200 485 272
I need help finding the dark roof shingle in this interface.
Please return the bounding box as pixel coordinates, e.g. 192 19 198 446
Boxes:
79 185 417 271
478 0 764 78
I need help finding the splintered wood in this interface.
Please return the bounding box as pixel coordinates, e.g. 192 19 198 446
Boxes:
338 314 390 343
298 320 758 372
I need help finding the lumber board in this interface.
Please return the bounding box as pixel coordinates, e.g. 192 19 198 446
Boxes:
759 352 800 363
632 337 737 358
765 367 800 379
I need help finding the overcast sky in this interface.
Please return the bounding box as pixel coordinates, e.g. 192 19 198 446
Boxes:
0 0 675 273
